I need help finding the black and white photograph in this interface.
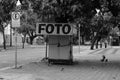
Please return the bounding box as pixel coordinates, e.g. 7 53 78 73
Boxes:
0 0 120 80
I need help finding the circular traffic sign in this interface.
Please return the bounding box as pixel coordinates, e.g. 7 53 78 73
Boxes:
12 12 20 20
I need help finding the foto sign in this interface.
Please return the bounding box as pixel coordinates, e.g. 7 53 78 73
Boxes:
11 12 20 28
36 23 73 35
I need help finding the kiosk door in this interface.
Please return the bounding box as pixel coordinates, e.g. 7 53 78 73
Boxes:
48 35 73 63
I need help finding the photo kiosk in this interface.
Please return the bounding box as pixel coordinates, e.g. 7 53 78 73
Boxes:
36 23 73 64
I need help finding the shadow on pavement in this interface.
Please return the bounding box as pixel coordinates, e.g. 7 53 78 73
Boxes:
71 60 120 70
33 59 120 71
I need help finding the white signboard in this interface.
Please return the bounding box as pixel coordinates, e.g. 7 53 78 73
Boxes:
11 12 20 28
36 23 73 35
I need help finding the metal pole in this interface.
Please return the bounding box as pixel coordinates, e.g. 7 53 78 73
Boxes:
15 28 18 68
10 25 12 47
14 0 21 69
45 36 48 59
78 24 80 53
45 42 47 59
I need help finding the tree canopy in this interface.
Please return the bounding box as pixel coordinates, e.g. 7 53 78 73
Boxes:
1 0 120 47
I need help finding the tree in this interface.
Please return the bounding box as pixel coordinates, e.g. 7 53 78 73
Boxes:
18 22 28 48
31 0 97 46
90 10 113 49
32 0 96 22
30 0 120 49
19 10 38 45
79 18 92 44
89 0 120 49
0 0 15 49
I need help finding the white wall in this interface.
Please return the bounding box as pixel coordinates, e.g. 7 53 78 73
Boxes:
0 33 3 45
0 24 22 46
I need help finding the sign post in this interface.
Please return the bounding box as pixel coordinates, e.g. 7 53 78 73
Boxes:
11 11 20 68
78 24 80 54
15 28 18 68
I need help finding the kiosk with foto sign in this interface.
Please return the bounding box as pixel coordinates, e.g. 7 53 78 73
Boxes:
36 23 73 64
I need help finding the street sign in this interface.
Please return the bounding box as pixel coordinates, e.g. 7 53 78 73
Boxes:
11 12 20 28
36 23 73 35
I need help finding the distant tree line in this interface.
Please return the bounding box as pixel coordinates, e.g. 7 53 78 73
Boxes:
0 0 120 49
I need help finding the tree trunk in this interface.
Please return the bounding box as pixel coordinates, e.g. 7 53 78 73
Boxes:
90 35 98 50
22 41 25 48
22 36 26 49
3 31 6 49
96 40 99 49
100 43 102 48
81 35 85 45
10 26 12 47
29 37 34 45
91 27 102 50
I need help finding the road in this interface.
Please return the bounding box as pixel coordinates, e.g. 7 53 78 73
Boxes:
0 45 46 69
0 45 120 80
73 46 120 62
0 45 120 70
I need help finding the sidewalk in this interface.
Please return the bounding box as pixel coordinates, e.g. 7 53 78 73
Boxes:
0 45 120 80
0 43 45 52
